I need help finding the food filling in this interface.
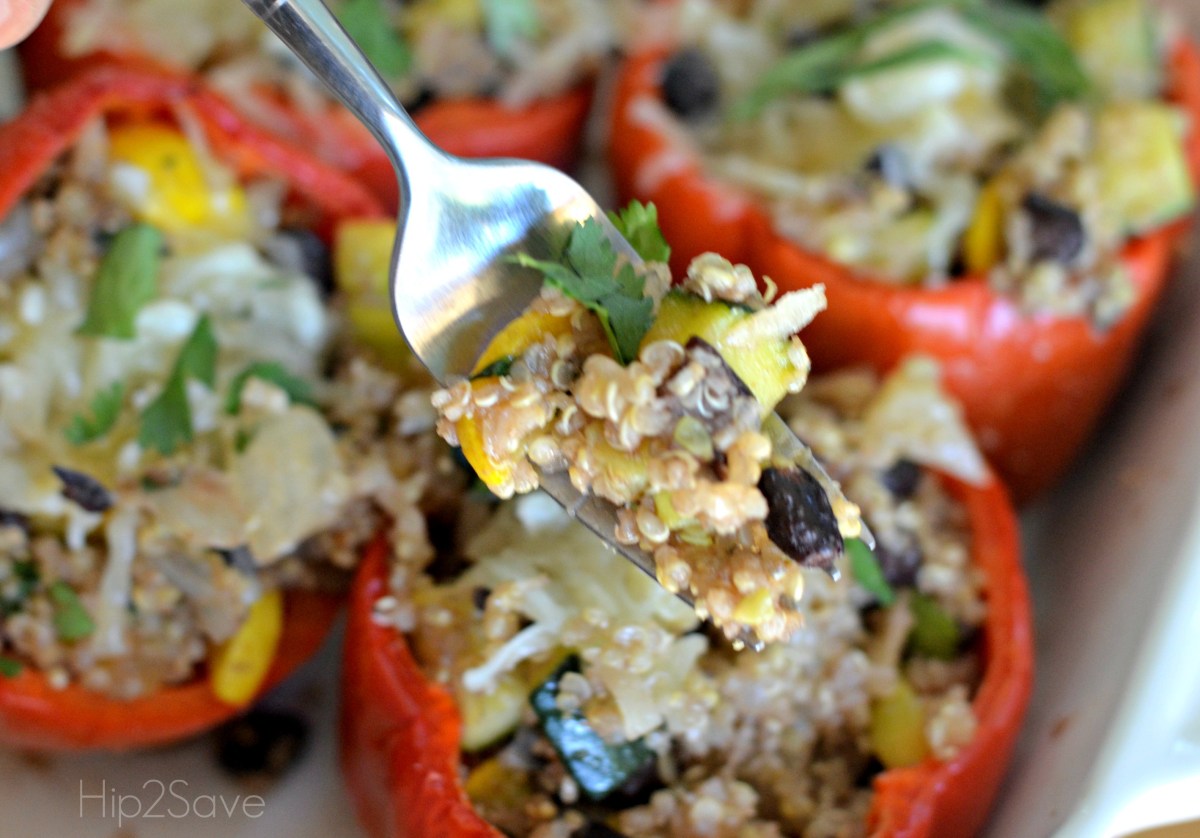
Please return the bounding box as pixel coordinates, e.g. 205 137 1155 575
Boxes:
0 117 451 700
642 0 1194 324
384 358 989 838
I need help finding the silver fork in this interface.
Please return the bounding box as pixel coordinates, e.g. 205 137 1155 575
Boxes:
240 0 870 592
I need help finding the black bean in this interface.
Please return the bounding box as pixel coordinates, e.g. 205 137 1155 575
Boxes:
661 49 721 120
51 466 113 513
880 458 921 499
1021 192 1086 264
0 509 30 534
262 227 334 297
865 144 910 189
684 336 752 397
759 467 844 572
874 539 922 589
214 709 309 781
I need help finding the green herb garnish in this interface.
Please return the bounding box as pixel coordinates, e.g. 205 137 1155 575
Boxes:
138 315 218 456
482 0 540 58
847 537 895 605
471 356 516 380
608 200 672 264
337 0 412 79
2 560 39 618
961 2 1089 117
225 361 316 415
64 381 125 446
908 592 961 659
48 581 95 642
76 224 163 340
0 657 22 678
512 218 653 365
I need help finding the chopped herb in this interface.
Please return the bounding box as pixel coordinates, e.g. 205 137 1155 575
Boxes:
234 427 256 453
512 219 653 364
138 315 218 456
225 361 316 414
64 381 125 445
530 657 656 800
847 537 895 605
48 581 95 642
481 0 540 58
51 465 114 513
962 2 1089 116
336 0 412 78
0 657 21 678
76 224 163 340
908 592 961 659
470 356 516 380
607 201 672 264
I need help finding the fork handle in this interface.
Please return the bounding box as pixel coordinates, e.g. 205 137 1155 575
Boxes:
239 0 439 184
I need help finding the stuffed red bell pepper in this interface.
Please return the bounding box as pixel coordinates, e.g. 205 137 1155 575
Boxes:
19 0 631 210
0 67 445 751
340 251 1033 837
608 0 1200 502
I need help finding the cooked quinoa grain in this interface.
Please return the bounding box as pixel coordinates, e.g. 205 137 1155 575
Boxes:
433 211 867 645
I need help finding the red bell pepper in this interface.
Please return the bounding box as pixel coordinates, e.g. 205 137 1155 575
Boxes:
19 0 594 212
0 67 386 751
608 41 1200 504
339 476 1033 838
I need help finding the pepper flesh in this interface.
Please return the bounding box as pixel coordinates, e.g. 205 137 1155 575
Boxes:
607 40 1200 503
339 475 1032 838
19 0 593 212
0 66 384 751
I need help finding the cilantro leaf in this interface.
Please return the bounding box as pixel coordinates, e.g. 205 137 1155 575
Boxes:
337 0 412 79
76 224 163 340
0 657 21 678
471 356 516 380
48 581 95 642
847 537 895 605
64 381 125 446
607 201 671 264
225 362 316 415
138 315 218 456
511 219 653 365
481 0 540 58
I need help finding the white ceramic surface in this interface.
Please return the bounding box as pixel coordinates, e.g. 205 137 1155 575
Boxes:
5 5 1200 835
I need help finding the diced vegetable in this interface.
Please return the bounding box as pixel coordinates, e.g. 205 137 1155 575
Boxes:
869 677 929 769
1093 100 1195 232
107 123 248 233
1052 0 1161 99
471 309 574 375
333 219 409 369
640 291 795 413
337 0 412 78
963 182 1005 274
210 589 285 707
464 756 532 809
457 675 526 752
908 592 961 660
530 657 655 800
455 412 515 492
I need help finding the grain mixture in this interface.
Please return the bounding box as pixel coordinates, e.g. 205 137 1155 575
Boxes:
640 0 1194 324
0 115 453 700
433 207 868 645
384 358 989 838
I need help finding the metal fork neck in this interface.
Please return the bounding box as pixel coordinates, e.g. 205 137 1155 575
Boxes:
240 0 440 197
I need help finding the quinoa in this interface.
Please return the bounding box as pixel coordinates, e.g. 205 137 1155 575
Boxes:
391 359 989 838
0 116 455 698
432 228 867 645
